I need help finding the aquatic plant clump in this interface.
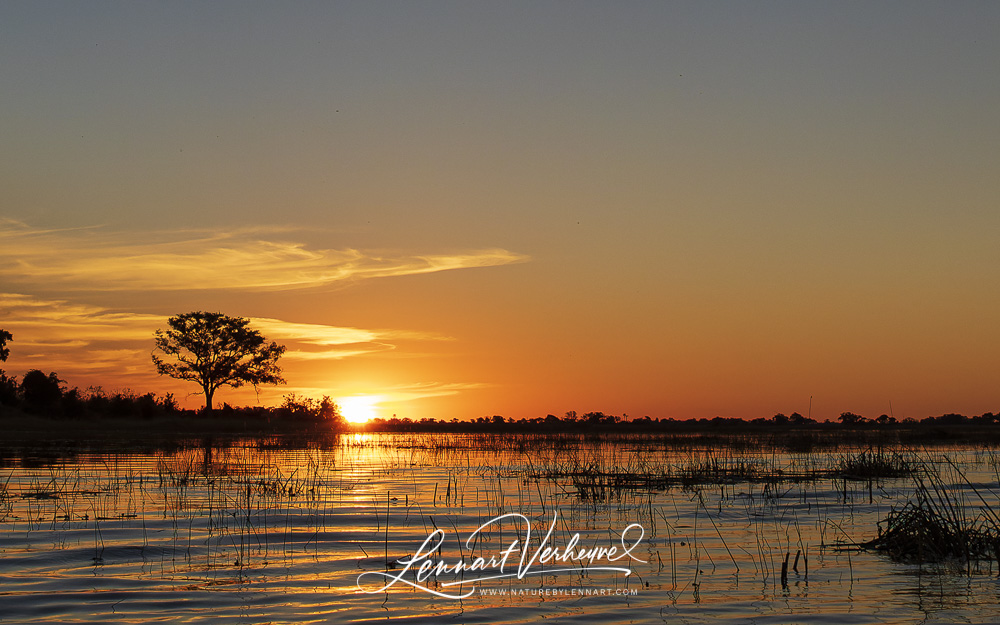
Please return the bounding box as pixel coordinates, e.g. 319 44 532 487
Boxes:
833 448 914 480
861 478 1000 564
570 469 674 501
678 456 764 485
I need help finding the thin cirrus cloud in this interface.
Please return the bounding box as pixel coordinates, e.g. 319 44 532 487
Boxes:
283 381 490 405
250 317 451 362
249 318 450 347
0 220 529 292
0 293 167 382
0 293 164 344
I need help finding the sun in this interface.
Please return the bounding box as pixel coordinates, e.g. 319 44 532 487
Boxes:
338 395 382 424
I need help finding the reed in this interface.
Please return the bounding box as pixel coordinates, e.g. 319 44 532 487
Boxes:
860 466 1000 564
833 447 914 480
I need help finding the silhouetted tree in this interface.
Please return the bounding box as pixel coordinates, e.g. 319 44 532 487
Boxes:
152 312 286 412
838 412 866 426
933 413 967 425
0 329 11 363
61 387 86 418
0 330 14 409
0 373 17 407
21 370 64 414
280 393 342 424
788 412 813 425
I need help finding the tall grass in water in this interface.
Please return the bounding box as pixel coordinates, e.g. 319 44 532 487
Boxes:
861 462 1000 566
833 447 914 480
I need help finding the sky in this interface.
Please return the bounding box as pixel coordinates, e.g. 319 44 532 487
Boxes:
2 1 999 422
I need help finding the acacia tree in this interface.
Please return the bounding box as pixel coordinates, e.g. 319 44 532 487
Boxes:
152 312 286 412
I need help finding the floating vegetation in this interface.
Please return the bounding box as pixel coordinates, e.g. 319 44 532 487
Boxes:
571 468 673 501
833 447 914 480
678 456 765 485
860 469 1000 564
542 450 816 501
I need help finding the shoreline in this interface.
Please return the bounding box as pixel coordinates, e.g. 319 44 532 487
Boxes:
3 410 1000 457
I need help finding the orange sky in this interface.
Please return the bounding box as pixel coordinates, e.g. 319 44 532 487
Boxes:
2 4 1000 422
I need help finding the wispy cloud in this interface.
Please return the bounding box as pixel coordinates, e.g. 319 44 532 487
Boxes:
279 381 490 418
0 220 528 292
249 318 448 346
0 294 164 388
0 294 452 394
0 293 163 344
249 317 452 361
377 381 492 402
284 381 488 402
0 220 516 410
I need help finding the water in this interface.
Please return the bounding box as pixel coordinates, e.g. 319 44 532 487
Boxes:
2 433 1000 623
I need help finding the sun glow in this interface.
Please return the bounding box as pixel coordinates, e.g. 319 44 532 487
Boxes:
339 395 383 424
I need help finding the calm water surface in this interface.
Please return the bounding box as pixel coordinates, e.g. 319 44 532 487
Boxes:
2 433 1000 624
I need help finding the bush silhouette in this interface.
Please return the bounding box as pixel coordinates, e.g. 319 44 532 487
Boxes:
21 370 64 414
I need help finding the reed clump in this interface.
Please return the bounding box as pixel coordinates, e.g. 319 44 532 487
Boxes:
571 468 673 501
0 474 11 520
833 447 913 480
861 473 1000 564
679 456 764 485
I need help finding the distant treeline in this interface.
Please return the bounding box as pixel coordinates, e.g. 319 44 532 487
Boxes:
356 409 1000 433
2 369 998 433
0 368 341 424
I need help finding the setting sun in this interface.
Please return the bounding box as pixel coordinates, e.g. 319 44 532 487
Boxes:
338 395 382 424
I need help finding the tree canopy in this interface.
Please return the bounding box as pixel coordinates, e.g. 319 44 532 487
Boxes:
0 329 11 363
21 369 64 412
152 312 285 412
